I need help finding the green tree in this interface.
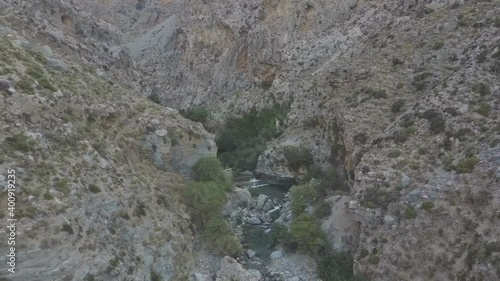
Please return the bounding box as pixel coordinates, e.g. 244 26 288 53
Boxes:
203 218 242 257
290 214 327 257
191 156 232 191
283 145 313 171
183 181 226 223
290 183 318 216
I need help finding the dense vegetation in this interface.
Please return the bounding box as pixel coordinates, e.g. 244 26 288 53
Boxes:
216 103 289 171
179 106 211 128
183 156 242 256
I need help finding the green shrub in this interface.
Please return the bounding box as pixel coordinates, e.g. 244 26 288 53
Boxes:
181 106 211 126
216 104 289 171
353 133 368 145
183 181 226 221
494 17 500 28
472 82 491 96
203 218 242 256
290 214 327 257
290 183 318 216
283 145 313 171
413 72 431 91
391 99 405 113
25 67 56 92
394 126 417 143
314 201 332 219
151 269 162 281
148 93 161 104
4 133 36 152
16 77 35 95
191 156 231 191
388 150 402 158
170 137 179 146
421 109 446 134
61 224 74 235
363 87 387 99
429 115 446 134
421 201 435 211
317 252 364 281
269 224 290 247
54 179 70 195
475 102 491 117
433 41 444 50
43 192 53 200
485 241 500 256
404 206 417 219
455 156 479 173
368 255 380 265
88 184 101 193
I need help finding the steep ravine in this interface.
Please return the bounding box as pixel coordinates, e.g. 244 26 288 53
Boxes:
2 0 500 280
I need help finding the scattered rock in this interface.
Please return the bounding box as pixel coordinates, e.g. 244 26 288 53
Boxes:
46 58 69 72
384 215 395 225
270 250 283 260
193 272 210 281
248 269 262 280
246 249 256 259
216 256 258 281
348 200 358 209
247 216 262 225
401 174 411 188
257 194 268 209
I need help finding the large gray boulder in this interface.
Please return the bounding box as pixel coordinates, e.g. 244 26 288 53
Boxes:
216 256 258 281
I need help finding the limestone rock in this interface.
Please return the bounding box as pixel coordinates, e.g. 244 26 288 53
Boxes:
246 249 256 259
216 256 258 281
270 250 283 260
247 216 261 225
257 194 268 209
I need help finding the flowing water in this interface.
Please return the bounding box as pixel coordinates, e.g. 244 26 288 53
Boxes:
236 177 291 271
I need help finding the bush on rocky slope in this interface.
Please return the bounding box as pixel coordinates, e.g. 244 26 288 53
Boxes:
203 218 243 256
184 157 241 257
283 145 314 172
191 156 232 191
290 214 328 257
290 183 318 216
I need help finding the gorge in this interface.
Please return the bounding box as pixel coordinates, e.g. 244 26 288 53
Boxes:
0 0 500 281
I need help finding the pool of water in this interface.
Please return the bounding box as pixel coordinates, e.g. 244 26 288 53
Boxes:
243 224 273 258
247 184 288 203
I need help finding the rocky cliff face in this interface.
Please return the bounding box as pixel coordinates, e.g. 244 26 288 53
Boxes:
0 2 216 280
128 0 500 280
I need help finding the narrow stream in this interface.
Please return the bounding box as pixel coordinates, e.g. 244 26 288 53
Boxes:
234 174 292 272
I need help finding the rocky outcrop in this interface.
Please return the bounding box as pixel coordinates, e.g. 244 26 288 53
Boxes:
216 256 259 281
320 196 359 253
0 27 211 280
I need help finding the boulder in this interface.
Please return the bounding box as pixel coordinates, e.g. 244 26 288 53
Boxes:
223 187 253 216
216 256 258 281
248 269 262 280
262 213 273 222
246 249 256 259
384 215 395 225
401 174 411 188
247 216 261 225
193 272 210 281
257 194 268 209
270 250 283 260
